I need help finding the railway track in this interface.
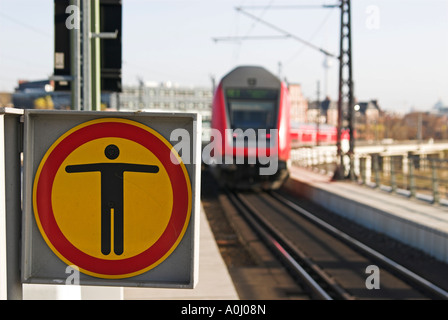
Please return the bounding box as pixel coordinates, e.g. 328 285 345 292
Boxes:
225 189 448 300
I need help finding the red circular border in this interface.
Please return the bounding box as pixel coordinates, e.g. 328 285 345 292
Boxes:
34 120 190 276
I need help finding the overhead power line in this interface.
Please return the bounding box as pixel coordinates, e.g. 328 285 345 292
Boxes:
213 35 290 42
238 4 339 10
213 6 338 59
236 7 337 58
0 12 52 38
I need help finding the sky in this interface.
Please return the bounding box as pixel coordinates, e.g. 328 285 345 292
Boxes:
0 0 447 113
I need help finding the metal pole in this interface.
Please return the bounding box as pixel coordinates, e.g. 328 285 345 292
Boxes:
333 0 345 180
91 0 101 111
82 0 91 111
374 154 380 188
409 155 416 198
333 0 355 181
0 115 7 300
316 80 320 147
360 157 366 185
0 109 24 300
432 160 440 204
409 164 416 198
345 0 355 181
70 0 81 111
390 156 397 193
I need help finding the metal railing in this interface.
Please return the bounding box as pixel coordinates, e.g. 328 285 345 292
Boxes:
291 147 448 205
291 147 339 176
360 154 448 205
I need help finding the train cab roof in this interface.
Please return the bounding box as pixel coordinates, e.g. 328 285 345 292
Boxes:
220 66 281 90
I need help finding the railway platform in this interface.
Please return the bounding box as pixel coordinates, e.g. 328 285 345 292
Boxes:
283 166 448 265
123 204 239 300
23 204 240 300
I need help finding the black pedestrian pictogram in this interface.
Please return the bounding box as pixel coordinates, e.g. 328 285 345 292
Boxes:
65 144 159 256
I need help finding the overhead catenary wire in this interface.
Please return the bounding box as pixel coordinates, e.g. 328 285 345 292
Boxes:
0 12 52 38
213 35 290 42
238 4 339 10
284 7 337 65
221 6 338 59
241 0 275 39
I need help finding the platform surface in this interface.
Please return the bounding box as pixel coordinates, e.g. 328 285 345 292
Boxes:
123 205 239 300
23 205 239 300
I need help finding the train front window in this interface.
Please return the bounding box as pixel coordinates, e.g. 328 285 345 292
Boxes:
226 89 278 130
230 101 276 129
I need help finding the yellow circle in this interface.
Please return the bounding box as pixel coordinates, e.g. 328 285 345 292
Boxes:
51 137 173 260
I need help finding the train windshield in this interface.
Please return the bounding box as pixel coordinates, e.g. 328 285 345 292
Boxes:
226 89 278 130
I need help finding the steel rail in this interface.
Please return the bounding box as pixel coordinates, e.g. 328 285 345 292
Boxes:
226 190 351 300
271 191 448 300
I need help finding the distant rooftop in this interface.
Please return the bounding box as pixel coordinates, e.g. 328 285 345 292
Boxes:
432 99 448 114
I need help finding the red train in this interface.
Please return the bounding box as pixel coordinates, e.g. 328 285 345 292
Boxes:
209 66 291 190
290 122 350 148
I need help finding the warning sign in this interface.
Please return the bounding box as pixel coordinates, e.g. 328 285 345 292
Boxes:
32 118 192 279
